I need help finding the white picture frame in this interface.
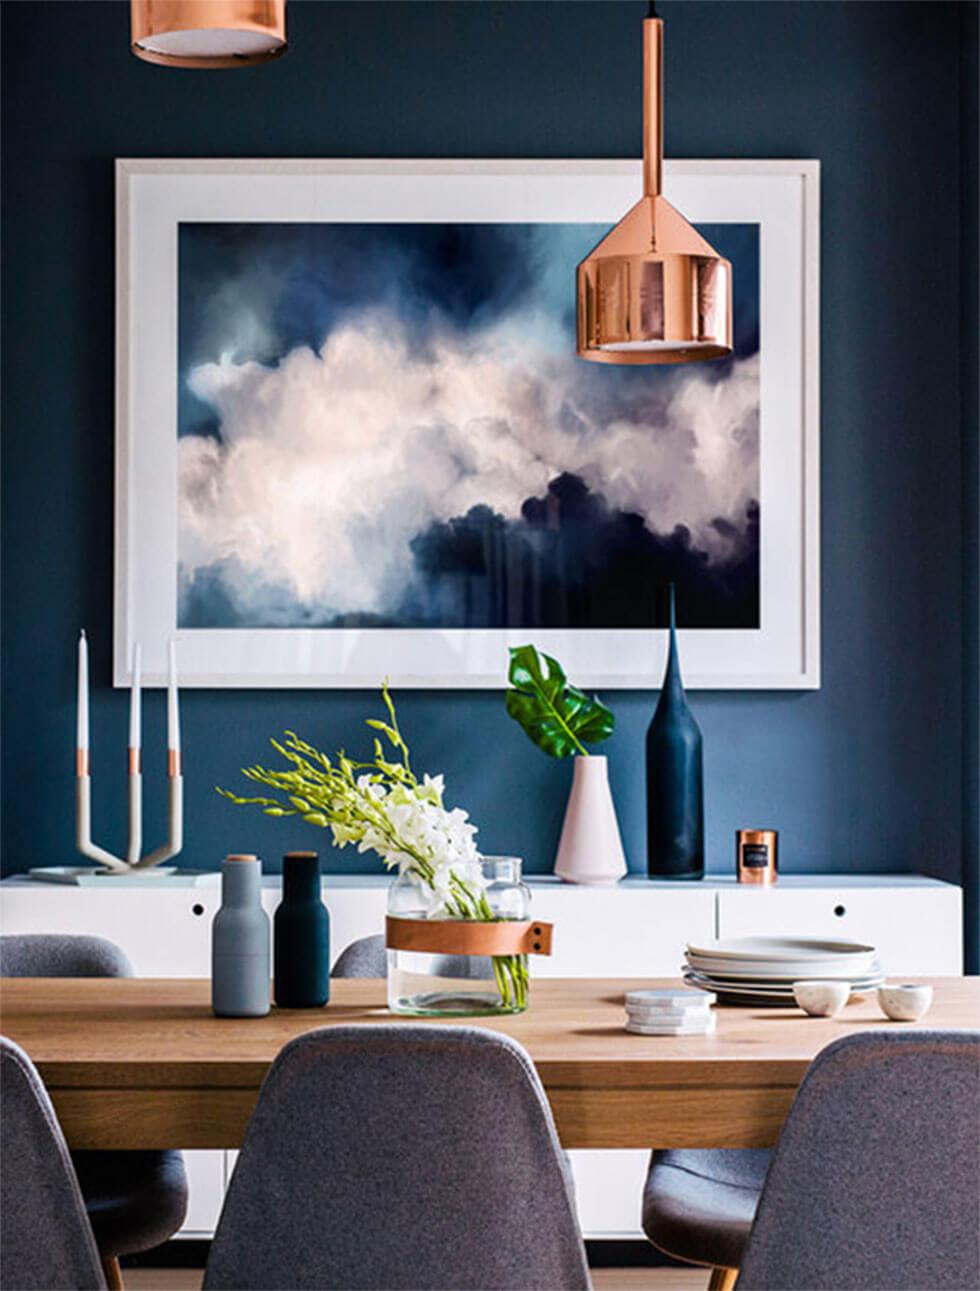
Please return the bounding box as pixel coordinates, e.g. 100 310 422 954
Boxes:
115 158 820 690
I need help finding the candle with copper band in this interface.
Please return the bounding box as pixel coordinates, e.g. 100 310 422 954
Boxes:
736 829 778 885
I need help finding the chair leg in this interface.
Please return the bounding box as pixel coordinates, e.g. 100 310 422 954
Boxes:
101 1256 124 1291
708 1269 738 1291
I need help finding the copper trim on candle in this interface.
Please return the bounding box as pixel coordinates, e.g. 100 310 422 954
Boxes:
128 748 142 775
131 0 287 69
76 749 90 777
576 18 732 364
168 749 182 777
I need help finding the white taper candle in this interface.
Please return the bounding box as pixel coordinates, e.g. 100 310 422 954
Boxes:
77 630 89 752
168 638 181 757
129 642 142 750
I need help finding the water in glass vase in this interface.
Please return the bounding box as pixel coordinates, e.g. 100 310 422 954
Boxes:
386 856 531 1017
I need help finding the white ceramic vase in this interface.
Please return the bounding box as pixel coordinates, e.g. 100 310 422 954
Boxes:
554 755 627 886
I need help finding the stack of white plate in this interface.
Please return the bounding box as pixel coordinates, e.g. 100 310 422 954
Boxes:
624 988 717 1035
682 937 884 1006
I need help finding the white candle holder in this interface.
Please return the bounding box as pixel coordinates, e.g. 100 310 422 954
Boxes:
75 746 183 873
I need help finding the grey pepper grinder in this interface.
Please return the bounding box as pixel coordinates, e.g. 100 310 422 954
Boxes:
211 853 271 1017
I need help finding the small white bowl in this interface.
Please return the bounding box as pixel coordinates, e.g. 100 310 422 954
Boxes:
877 983 933 1022
793 980 850 1017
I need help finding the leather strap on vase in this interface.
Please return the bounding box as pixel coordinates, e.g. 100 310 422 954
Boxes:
385 916 554 957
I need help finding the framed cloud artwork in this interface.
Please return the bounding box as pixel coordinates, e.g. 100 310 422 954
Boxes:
115 159 819 689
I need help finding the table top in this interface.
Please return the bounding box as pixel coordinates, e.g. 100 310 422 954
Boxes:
4 976 977 1090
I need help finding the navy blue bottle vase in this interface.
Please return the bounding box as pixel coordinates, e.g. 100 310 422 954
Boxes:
274 851 330 1008
645 586 705 880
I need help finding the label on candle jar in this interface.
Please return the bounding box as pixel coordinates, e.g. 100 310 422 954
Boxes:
742 844 770 868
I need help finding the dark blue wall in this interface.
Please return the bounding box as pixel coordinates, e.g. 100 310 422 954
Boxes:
960 0 979 973
2 2 976 962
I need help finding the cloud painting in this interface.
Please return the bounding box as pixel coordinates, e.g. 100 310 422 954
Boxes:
177 222 759 630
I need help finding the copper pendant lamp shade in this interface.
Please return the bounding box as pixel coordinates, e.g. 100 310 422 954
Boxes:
577 16 732 364
131 0 286 69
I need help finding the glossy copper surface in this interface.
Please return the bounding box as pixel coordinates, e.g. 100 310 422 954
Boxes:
131 0 286 68
577 19 732 364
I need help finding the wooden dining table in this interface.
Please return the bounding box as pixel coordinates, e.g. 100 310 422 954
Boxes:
2 976 977 1151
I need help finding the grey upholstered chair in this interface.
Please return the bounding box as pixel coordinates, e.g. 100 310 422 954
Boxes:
735 1029 980 1290
0 936 188 1288
204 1025 591 1290
0 935 132 978
331 931 386 977
645 1029 980 1290
643 1148 770 1290
0 1036 107 1290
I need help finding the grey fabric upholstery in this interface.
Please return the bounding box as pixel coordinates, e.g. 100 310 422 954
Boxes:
331 932 386 977
642 1149 770 1270
737 1030 980 1291
0 1036 107 1290
1 933 132 978
204 1025 591 1291
0 933 188 1259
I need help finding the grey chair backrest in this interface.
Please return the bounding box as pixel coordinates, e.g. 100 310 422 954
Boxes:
330 932 386 977
0 1037 107 1290
1 934 132 978
737 1029 980 1291
204 1025 591 1291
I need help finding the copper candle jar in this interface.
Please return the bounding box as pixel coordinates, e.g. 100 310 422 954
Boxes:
736 830 778 884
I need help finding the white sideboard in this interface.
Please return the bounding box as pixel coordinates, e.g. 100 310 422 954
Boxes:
0 872 963 1241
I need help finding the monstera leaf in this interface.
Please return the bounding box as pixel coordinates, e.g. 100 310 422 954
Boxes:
505 644 614 759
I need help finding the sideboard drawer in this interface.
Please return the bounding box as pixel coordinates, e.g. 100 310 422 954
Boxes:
530 886 715 977
716 884 963 975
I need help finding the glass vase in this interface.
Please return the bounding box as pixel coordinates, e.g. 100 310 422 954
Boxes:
386 856 531 1017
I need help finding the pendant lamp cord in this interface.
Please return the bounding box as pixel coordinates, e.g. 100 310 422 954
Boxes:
647 1 659 17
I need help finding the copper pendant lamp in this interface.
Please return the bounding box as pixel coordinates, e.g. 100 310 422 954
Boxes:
577 7 732 364
131 0 286 69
